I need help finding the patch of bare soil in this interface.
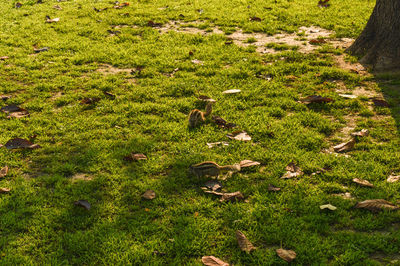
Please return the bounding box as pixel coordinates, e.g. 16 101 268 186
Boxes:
334 54 370 76
70 173 93 182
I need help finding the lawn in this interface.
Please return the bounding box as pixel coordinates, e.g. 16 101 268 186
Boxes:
1 0 400 265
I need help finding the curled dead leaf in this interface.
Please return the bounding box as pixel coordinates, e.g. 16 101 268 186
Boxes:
124 153 147 161
353 178 374 188
4 138 41 150
351 129 369 137
236 230 256 253
299 95 334 103
212 116 236 129
0 166 8 178
239 160 260 168
281 162 303 179
355 199 399 212
201 256 229 266
0 188 11 193
227 131 251 141
387 175 400 183
268 184 281 192
249 16 262 21
320 204 337 211
276 248 296 262
333 138 355 153
142 189 156 200
222 89 241 94
74 200 91 210
198 95 216 103
207 142 229 148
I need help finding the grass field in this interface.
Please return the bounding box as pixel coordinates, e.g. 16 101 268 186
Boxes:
2 0 400 265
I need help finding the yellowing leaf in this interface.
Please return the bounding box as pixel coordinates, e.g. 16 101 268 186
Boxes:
320 204 337 211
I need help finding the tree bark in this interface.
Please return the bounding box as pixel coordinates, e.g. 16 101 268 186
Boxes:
346 0 400 71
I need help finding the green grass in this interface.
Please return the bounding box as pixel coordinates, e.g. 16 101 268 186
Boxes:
2 0 400 265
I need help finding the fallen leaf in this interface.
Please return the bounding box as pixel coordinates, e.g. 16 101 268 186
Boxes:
0 188 11 193
191 59 204 65
103 91 116 99
249 16 262 21
227 131 251 141
93 7 108 12
333 138 355 153
0 95 11 101
142 189 156 200
124 153 147 161
309 39 326 45
239 160 260 168
351 129 369 137
333 192 353 199
198 95 216 103
74 200 91 210
353 178 374 188
236 230 256 253
15 2 22 8
4 138 41 150
7 110 30 118
276 249 296 262
107 29 121 36
222 89 241 94
311 167 332 175
0 56 9 60
268 184 281 192
204 180 222 191
201 256 229 266
212 116 236 129
147 20 162 27
81 97 100 104
53 5 62 10
339 94 357 99
207 142 229 148
355 199 399 212
34 47 49 53
320 204 337 211
371 97 389 107
318 0 330 8
0 166 9 178
1 105 24 113
204 190 244 202
46 16 60 23
194 211 199 217
114 2 130 9
387 175 400 183
281 162 303 179
299 95 334 103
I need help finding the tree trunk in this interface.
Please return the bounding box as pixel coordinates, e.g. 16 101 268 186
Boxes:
346 0 400 71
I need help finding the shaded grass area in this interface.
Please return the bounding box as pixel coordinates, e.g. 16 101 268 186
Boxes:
2 0 400 265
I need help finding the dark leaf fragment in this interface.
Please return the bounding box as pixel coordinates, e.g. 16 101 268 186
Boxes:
81 97 100 105
34 47 49 53
147 20 162 27
318 0 330 8
212 116 236 129
309 39 326 45
4 138 41 150
281 162 303 179
204 180 222 191
74 200 91 210
371 97 389 107
249 16 262 22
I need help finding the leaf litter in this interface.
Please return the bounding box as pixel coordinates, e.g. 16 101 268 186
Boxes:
201 256 229 266
268 184 281 192
212 116 236 129
276 248 296 262
355 199 399 212
226 131 251 141
142 189 156 200
4 138 41 150
281 162 303 179
236 230 256 253
353 178 374 188
320 204 337 211
387 175 400 183
207 142 229 148
0 166 8 178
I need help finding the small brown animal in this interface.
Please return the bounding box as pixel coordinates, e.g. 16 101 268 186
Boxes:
188 102 213 128
189 161 241 179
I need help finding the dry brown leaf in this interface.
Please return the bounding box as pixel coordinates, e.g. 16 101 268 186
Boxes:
1 95 11 101
276 248 296 262
0 188 11 193
74 200 91 210
0 56 9 60
222 89 241 94
53 5 62 10
201 256 229 266
114 2 130 9
227 131 251 141
124 153 147 161
339 94 357 99
333 138 355 153
351 129 369 137
309 38 326 45
34 47 49 53
249 16 262 22
204 180 222 191
355 199 399 212
204 190 244 202
236 230 256 253
212 116 236 129
0 166 8 178
191 59 204 65
7 109 29 118
142 189 156 200
46 17 60 23
353 178 374 188
198 95 216 103
371 97 389 107
81 97 100 105
299 95 334 103
281 162 303 179
239 160 261 168
387 175 400 183
4 138 41 150
268 184 281 192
